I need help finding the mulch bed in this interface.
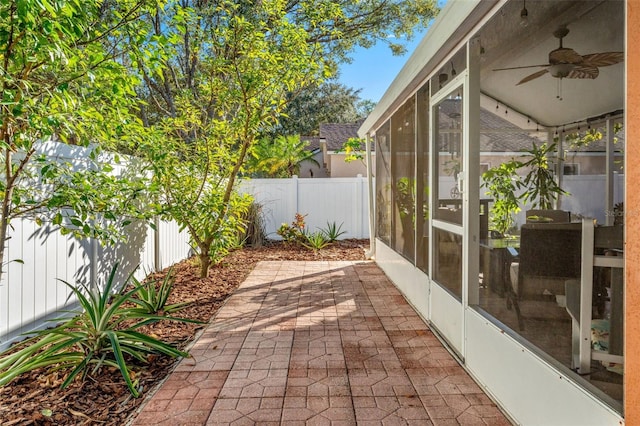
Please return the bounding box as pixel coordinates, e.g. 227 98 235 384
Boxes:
0 240 368 425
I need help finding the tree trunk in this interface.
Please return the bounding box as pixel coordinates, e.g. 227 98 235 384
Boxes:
199 250 210 278
0 148 14 282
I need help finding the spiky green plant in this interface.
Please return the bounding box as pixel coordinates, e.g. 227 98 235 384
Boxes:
303 232 330 251
0 265 198 397
129 269 191 315
320 221 346 242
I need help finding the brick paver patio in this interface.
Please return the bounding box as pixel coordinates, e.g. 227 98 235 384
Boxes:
132 261 511 425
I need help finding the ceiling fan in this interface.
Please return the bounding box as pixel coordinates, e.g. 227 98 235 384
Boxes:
494 26 624 86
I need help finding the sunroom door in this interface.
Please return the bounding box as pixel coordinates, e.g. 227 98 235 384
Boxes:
430 82 466 357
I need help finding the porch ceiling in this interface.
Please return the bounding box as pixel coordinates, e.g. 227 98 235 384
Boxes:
478 0 624 128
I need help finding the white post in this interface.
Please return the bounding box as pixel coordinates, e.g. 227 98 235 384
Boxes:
556 131 564 210
90 236 98 291
154 216 161 271
578 218 595 374
356 174 363 238
365 134 376 258
292 175 299 216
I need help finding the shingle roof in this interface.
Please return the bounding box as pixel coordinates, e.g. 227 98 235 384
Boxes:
319 119 367 150
478 108 541 152
299 135 323 151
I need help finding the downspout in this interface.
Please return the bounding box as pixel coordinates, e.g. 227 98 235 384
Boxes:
365 133 376 259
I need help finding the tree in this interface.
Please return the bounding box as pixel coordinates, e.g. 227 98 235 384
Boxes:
132 0 438 277
273 81 370 136
0 0 158 279
247 135 320 178
131 1 327 277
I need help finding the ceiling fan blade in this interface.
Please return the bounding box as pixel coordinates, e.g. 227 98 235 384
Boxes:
516 69 549 86
568 66 599 79
581 52 624 67
493 64 549 71
549 47 584 64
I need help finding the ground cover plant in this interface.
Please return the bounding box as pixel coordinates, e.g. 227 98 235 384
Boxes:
0 265 198 398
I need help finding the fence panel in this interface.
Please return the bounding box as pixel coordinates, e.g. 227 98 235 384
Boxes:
157 220 192 270
0 219 91 349
562 174 624 224
0 141 191 350
240 176 371 239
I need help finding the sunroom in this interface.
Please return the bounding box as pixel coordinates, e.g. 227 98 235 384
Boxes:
359 1 632 424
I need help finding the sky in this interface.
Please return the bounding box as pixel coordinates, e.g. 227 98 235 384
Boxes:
337 33 427 103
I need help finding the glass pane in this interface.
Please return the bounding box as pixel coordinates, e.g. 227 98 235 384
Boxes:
434 228 462 299
434 87 463 225
375 121 392 244
416 83 430 273
391 96 416 261
472 97 625 405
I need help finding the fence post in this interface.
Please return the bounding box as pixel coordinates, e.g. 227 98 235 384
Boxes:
356 174 363 238
292 175 299 216
154 216 161 272
90 236 98 291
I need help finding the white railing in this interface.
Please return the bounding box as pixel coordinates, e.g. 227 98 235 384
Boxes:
239 175 371 240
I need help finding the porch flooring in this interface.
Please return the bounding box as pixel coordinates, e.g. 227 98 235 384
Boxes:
132 260 511 425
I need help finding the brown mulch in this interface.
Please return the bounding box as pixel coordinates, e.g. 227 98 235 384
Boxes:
0 239 369 426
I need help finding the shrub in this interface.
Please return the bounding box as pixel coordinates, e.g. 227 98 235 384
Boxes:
0 265 198 397
277 213 308 244
240 201 267 247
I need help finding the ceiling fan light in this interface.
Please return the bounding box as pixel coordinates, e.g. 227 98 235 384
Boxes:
550 63 574 78
519 0 529 27
520 7 529 27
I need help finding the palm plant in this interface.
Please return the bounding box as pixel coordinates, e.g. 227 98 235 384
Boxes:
482 161 522 235
0 265 198 397
247 135 320 177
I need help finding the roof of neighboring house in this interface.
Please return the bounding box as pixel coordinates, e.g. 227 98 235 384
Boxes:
479 108 542 152
440 99 623 153
300 135 323 151
319 120 364 150
300 119 372 152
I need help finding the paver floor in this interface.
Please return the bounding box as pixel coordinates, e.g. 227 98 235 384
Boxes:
133 261 511 425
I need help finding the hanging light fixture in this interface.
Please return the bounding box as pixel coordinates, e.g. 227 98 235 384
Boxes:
520 0 529 27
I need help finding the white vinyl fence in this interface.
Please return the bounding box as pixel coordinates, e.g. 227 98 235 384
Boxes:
0 145 371 349
462 173 624 228
239 175 371 240
0 216 191 350
0 142 192 350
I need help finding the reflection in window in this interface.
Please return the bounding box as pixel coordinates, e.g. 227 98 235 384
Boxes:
375 121 392 244
434 89 463 225
434 228 462 299
391 97 416 261
473 102 625 406
416 84 430 273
